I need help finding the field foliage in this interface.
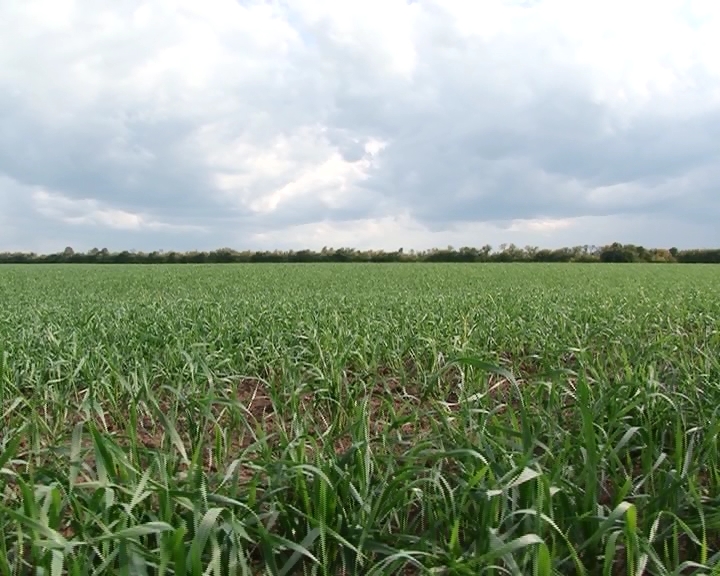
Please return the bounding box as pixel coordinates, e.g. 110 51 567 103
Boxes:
1 263 719 575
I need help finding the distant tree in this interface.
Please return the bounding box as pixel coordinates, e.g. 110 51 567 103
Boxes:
0 242 718 265
599 243 637 263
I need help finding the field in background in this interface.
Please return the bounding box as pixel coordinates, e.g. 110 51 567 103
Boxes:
1 263 719 575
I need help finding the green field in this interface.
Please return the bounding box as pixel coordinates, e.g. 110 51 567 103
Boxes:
1 263 720 575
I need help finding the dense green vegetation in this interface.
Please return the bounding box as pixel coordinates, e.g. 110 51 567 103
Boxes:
2 242 720 264
1 263 719 575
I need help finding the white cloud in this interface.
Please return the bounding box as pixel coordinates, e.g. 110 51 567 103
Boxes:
507 218 573 233
203 124 387 214
31 188 204 232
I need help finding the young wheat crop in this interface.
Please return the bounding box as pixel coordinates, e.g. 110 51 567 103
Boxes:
0 263 719 575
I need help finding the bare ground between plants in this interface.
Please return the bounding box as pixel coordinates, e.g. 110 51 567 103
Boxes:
6 359 515 479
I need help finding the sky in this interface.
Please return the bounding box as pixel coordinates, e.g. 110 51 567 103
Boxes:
1 0 719 253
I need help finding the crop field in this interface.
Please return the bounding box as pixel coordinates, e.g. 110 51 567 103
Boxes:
1 263 720 575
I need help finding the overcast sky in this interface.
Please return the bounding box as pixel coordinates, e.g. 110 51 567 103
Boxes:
1 0 719 253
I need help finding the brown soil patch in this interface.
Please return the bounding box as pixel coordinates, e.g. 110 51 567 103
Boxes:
6 357 513 486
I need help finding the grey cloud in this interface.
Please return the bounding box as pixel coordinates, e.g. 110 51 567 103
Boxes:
1 0 719 250
0 110 212 218
334 79 719 227
527 105 720 186
302 4 720 229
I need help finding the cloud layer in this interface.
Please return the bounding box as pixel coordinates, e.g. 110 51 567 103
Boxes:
1 0 719 251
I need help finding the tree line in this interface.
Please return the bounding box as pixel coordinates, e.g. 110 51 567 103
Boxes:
1 243 719 264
